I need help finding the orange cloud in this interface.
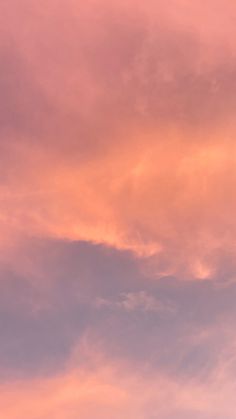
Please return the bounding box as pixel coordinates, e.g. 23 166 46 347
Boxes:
0 340 236 419
1 0 236 279
2 127 236 280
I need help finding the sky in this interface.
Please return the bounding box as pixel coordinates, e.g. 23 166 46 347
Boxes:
0 0 236 417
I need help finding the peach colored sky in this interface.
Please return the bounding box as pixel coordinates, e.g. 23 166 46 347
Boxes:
0 0 236 417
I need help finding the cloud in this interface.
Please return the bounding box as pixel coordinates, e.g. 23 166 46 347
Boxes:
1 337 236 419
2 128 236 280
1 0 236 280
96 291 176 313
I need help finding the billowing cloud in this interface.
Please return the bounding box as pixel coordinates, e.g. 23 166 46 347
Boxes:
1 0 236 280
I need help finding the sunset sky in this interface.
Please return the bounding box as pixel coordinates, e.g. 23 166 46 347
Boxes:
1 1 236 417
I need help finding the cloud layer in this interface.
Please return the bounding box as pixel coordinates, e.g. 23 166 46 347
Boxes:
1 0 236 279
1 337 236 419
1 3 236 418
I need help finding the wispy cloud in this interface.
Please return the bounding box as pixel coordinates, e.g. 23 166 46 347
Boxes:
96 291 176 314
1 337 236 419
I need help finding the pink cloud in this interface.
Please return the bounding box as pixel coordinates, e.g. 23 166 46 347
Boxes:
0 0 236 280
0 338 236 419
